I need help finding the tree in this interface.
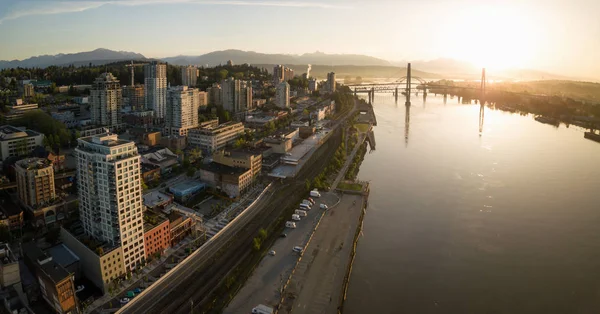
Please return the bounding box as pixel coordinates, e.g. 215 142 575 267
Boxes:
252 237 261 251
182 158 191 169
186 167 196 177
217 69 229 81
305 179 311 191
222 111 231 122
258 228 267 241
189 147 202 162
141 181 148 190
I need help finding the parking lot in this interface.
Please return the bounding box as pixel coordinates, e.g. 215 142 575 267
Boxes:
224 192 339 314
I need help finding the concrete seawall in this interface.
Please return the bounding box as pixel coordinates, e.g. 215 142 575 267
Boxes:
338 183 369 313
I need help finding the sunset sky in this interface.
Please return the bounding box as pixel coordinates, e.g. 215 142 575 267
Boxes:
0 0 598 79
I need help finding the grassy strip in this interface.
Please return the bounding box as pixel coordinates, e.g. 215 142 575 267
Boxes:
337 182 363 191
354 123 370 133
345 142 367 181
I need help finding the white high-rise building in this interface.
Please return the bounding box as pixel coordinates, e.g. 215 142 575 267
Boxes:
165 86 200 136
275 82 290 108
221 78 252 113
75 133 145 271
144 62 167 119
181 65 198 87
90 73 122 128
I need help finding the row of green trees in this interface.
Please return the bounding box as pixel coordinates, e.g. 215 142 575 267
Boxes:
307 133 347 191
345 143 367 180
0 61 184 87
252 228 268 251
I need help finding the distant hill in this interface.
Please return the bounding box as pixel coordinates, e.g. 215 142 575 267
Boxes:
162 49 391 67
393 58 577 81
252 64 443 81
0 48 146 69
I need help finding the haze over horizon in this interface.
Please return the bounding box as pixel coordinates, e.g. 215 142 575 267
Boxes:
1 0 599 79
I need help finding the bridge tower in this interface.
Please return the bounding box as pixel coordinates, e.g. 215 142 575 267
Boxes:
479 68 486 134
371 87 375 104
405 63 412 106
395 87 399 103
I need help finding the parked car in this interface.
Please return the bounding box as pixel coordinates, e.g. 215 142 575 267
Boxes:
120 298 130 305
320 204 328 210
280 233 287 238
293 246 303 253
133 288 142 294
269 250 276 256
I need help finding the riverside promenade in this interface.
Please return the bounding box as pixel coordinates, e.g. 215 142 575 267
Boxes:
278 192 366 314
278 128 369 314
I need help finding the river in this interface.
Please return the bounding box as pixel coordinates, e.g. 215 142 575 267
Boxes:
345 93 600 314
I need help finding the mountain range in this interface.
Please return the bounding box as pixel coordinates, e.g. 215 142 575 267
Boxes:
162 49 391 67
0 48 577 81
0 48 145 69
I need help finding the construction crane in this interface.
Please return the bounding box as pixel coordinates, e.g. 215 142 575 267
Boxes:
125 61 147 86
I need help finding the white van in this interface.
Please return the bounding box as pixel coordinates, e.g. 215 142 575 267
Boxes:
293 246 303 253
299 203 311 210
291 214 301 221
252 304 274 314
320 204 328 210
285 221 297 228
295 210 308 217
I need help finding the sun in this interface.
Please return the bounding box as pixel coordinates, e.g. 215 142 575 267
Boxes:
444 4 540 71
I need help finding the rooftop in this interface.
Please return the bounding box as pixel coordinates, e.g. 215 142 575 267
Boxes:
47 244 80 268
22 242 71 284
199 162 249 176
143 191 172 209
0 243 16 265
0 198 23 217
192 121 243 135
0 125 41 141
143 210 169 232
15 157 52 170
80 133 132 147
63 221 119 256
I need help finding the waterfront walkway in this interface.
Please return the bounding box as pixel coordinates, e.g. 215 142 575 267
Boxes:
278 193 364 314
331 133 366 190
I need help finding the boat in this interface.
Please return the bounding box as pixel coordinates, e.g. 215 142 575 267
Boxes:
584 131 600 143
534 115 559 126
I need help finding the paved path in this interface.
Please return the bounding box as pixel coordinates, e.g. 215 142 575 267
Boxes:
331 133 366 190
279 194 364 314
